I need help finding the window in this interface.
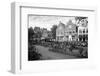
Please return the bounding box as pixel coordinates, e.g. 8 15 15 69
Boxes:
83 29 85 33
86 29 88 33
79 30 82 33
73 31 75 33
66 36 68 38
72 36 75 39
69 31 72 34
61 32 63 35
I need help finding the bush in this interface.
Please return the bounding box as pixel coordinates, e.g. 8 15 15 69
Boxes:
80 48 88 58
28 45 42 60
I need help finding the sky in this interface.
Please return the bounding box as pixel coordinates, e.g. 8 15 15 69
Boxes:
28 15 76 30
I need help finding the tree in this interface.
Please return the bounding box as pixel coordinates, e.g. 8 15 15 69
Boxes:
75 17 87 21
41 28 48 39
28 27 34 44
75 17 88 26
51 25 57 39
34 27 41 33
33 27 42 38
48 31 52 39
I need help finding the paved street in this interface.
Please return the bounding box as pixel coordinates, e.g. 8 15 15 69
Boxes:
35 45 77 60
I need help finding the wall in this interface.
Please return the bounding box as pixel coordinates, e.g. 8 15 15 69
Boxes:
0 0 100 76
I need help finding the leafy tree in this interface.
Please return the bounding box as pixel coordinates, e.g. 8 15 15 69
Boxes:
33 27 42 38
34 27 41 33
75 17 87 21
28 45 41 60
28 27 34 44
75 17 88 26
51 25 57 39
48 31 52 39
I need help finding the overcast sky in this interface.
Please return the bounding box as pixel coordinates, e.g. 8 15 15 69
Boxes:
28 15 76 30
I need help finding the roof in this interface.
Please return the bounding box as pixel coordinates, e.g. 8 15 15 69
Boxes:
65 20 76 30
56 21 65 30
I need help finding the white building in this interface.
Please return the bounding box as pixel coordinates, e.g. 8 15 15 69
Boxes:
56 20 77 42
77 18 88 41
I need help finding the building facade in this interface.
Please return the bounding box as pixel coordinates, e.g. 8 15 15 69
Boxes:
77 18 88 42
41 28 48 39
56 20 77 42
56 21 65 41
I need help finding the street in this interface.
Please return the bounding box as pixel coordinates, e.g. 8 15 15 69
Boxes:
35 45 77 60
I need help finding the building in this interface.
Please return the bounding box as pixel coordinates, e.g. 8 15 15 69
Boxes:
77 18 88 42
41 28 48 39
65 20 77 41
56 20 77 42
56 21 65 41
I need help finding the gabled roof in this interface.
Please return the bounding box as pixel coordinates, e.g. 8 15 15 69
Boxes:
66 20 76 26
65 20 76 30
57 21 65 30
